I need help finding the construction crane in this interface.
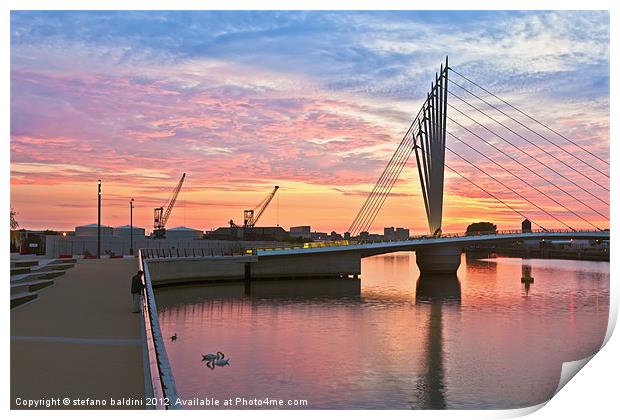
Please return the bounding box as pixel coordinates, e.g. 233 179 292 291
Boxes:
230 186 279 229
153 173 186 239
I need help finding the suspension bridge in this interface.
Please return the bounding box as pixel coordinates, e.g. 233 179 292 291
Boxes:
142 57 609 282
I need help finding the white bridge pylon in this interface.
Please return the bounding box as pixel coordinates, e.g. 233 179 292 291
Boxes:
347 57 450 238
413 57 449 237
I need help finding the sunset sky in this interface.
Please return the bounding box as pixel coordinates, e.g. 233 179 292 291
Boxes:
10 11 610 234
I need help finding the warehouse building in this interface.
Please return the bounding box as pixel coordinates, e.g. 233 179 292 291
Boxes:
207 226 288 241
75 223 113 236
113 225 146 238
164 226 203 241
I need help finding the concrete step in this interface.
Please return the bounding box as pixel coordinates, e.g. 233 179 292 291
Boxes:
11 260 40 268
11 292 38 309
11 284 30 295
11 279 55 295
33 263 75 273
11 270 66 285
10 273 40 284
37 270 66 280
54 257 77 264
10 267 31 275
30 280 55 292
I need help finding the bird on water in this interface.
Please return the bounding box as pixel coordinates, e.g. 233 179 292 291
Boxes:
202 351 225 361
171 333 177 341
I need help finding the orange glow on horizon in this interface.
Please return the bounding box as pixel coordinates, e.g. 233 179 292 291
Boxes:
9 171 609 235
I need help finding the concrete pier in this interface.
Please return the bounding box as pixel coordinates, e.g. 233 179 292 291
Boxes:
415 246 462 274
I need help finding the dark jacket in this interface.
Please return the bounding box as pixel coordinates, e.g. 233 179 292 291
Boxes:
131 273 144 294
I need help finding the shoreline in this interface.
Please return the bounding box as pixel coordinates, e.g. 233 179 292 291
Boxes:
466 248 609 262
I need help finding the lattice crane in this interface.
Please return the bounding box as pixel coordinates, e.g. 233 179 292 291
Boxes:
234 186 279 228
153 173 186 239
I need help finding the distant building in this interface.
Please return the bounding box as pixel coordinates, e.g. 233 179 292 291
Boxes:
11 229 63 255
207 227 243 240
329 231 343 241
522 219 532 233
290 226 311 235
75 223 113 236
113 225 146 238
207 226 288 241
384 227 394 240
310 231 328 241
289 226 330 241
384 227 410 241
164 226 203 241
395 228 410 241
244 227 289 241
290 226 311 240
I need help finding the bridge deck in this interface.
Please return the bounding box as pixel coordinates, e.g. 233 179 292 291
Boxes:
256 231 609 257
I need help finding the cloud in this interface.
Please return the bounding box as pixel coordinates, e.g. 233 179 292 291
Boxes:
10 11 609 232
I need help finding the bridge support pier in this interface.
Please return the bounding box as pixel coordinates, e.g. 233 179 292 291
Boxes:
415 246 462 275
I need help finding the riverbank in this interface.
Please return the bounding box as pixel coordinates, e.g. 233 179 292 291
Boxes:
491 247 608 261
11 258 146 409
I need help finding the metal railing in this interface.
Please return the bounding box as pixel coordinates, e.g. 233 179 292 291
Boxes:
141 246 247 259
138 249 181 409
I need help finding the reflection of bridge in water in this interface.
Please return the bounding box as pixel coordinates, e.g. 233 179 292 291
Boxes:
415 274 461 409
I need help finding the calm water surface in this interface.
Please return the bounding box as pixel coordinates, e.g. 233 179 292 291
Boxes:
156 254 609 409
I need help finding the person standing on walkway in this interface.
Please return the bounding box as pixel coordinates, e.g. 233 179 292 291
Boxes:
131 270 144 313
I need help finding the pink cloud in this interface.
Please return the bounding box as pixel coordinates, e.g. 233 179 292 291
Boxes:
10 60 609 232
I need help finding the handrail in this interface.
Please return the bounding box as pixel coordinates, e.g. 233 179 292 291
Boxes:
138 249 181 409
140 246 246 259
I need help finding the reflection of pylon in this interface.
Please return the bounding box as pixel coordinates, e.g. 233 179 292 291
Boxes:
521 265 534 296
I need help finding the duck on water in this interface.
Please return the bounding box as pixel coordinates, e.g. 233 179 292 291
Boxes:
205 358 230 369
202 351 225 361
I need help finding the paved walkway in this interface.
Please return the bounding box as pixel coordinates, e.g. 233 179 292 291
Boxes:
11 258 146 409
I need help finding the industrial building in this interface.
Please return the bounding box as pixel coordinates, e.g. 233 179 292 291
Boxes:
290 226 311 239
75 223 113 236
163 226 203 241
113 225 146 238
207 226 288 242
288 226 329 241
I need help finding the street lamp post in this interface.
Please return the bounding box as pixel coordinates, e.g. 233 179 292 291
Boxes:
97 179 101 259
130 198 135 256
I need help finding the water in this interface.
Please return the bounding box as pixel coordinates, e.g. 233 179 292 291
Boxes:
156 253 609 409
